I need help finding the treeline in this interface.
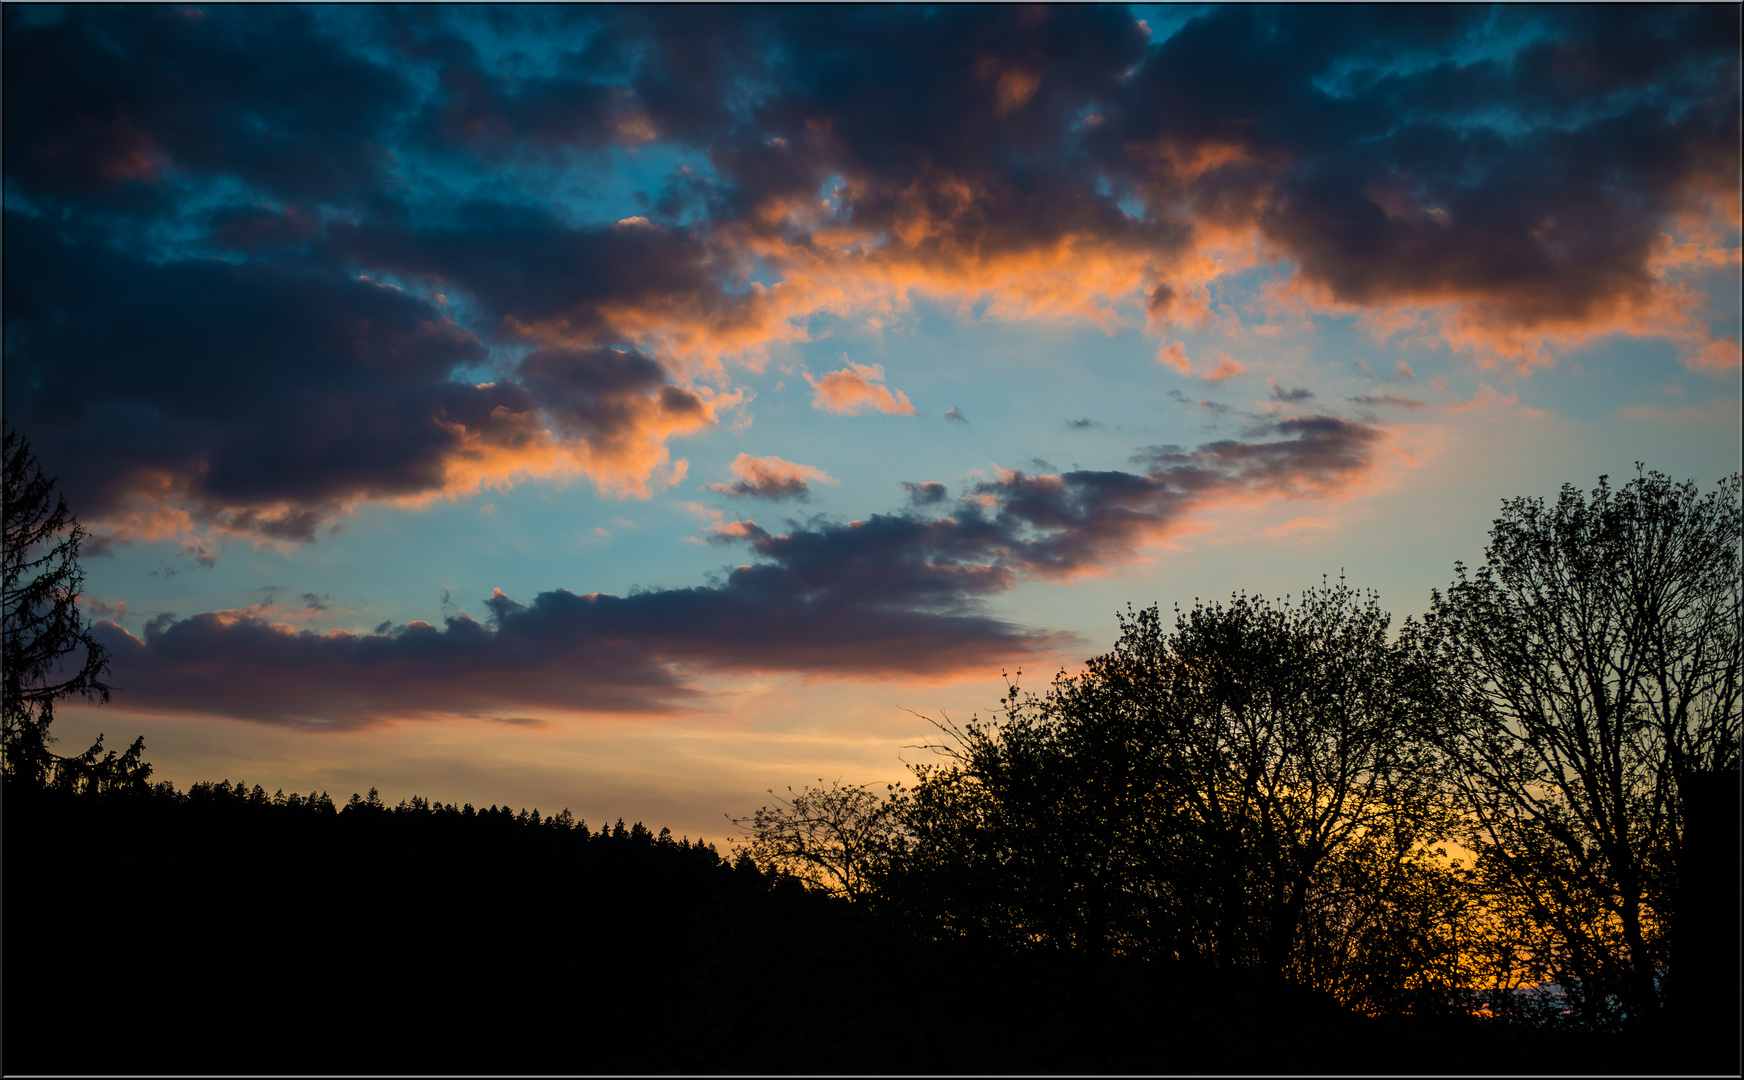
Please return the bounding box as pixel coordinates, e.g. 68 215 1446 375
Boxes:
4 773 751 1073
2 770 1679 1075
156 772 698 846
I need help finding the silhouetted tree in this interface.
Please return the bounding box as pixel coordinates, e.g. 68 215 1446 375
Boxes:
729 779 907 901
1412 468 1742 1027
896 582 1463 1006
2 425 141 789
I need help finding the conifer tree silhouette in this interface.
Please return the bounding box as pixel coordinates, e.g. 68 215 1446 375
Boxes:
2 425 145 791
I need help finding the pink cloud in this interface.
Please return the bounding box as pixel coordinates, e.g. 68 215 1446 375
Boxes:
707 519 768 543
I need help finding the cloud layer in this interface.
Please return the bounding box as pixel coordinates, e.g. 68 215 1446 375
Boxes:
3 5 1734 729
98 416 1382 725
5 4 1735 545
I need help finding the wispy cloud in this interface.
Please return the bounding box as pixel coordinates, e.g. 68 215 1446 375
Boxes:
1347 394 1428 409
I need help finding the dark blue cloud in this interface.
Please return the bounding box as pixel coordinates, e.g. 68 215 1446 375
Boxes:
7 6 1732 516
1104 4 1740 325
1 213 714 540
2 212 503 538
326 203 731 341
95 415 1381 725
2 4 410 212
5 3 1734 721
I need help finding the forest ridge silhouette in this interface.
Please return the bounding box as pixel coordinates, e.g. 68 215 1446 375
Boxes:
3 426 1739 1074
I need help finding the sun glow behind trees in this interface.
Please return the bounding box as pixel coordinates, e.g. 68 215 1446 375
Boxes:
737 471 1742 1024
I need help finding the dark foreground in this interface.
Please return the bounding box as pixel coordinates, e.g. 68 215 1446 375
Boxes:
3 784 1724 1075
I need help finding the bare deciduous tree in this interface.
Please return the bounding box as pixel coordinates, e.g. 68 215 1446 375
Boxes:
1414 468 1741 1027
728 779 907 901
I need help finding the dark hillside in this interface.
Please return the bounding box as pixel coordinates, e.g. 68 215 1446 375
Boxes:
4 780 1664 1075
6 782 729 1073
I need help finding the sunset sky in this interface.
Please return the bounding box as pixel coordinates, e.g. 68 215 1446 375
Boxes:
6 3 1739 840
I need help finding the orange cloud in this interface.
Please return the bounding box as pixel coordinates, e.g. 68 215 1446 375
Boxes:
1251 199 1741 374
1201 351 1247 382
976 56 1042 117
591 77 1731 386
88 378 740 556
1157 340 1191 374
57 151 1732 559
707 519 766 543
581 141 1720 396
493 130 1712 399
419 383 740 504
704 453 840 500
1446 383 1519 412
1681 334 1742 373
711 176 1730 383
804 361 917 415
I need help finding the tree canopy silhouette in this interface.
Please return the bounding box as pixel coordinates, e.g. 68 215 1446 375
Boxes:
1412 468 1742 1028
729 778 905 902
870 582 1471 1013
736 467 1740 1045
2 425 145 790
